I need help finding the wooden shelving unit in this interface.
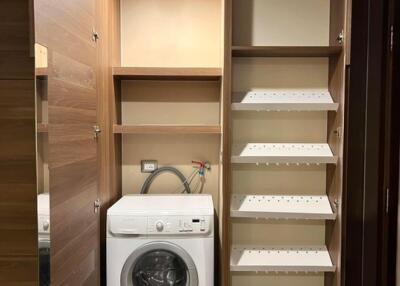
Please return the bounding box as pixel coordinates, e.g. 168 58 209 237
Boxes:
113 124 221 134
232 46 342 58
224 0 348 285
112 67 222 81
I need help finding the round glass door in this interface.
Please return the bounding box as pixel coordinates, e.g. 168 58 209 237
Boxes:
121 242 198 286
132 249 188 285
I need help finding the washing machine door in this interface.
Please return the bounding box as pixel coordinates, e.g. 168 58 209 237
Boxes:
120 242 198 286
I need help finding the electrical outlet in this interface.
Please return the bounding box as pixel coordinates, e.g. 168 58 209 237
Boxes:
141 160 158 173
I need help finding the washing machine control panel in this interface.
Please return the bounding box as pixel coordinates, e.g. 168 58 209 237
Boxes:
38 215 50 234
148 216 212 235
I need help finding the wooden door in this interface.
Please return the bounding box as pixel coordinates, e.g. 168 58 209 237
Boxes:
35 0 100 284
343 0 388 285
0 0 37 285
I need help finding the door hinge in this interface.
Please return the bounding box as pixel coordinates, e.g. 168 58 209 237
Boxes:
92 28 100 42
94 199 101 214
93 125 101 139
333 127 342 139
337 30 344 45
390 25 394 52
386 188 390 214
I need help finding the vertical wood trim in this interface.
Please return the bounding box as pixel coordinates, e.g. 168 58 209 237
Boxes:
329 0 345 47
110 0 122 209
98 1 108 284
97 0 108 285
221 0 232 285
345 0 353 65
326 0 348 286
99 0 121 284
0 0 37 285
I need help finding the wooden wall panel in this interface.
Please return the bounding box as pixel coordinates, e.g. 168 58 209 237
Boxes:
34 0 100 285
0 0 37 285
221 0 232 285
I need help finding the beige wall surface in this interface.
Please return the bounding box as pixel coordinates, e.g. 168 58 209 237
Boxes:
121 135 220 210
233 0 329 46
233 58 329 91
232 112 327 143
120 0 222 67
121 80 221 210
121 80 220 125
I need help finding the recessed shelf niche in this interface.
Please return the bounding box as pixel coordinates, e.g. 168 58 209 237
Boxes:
226 0 347 285
35 55 49 196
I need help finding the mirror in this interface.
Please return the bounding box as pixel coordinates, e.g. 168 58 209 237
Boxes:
35 33 50 286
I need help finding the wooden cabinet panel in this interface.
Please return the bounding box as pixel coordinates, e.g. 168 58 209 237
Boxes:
0 1 37 285
0 257 37 286
0 0 34 80
34 0 100 284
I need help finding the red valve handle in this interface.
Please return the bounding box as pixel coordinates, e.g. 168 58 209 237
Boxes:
192 160 205 168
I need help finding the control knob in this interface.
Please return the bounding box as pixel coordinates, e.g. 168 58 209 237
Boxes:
155 221 164 232
43 220 50 231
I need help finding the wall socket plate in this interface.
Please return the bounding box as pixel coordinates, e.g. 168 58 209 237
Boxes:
141 160 158 173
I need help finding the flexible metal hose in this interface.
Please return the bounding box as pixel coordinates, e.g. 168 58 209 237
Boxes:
140 166 191 194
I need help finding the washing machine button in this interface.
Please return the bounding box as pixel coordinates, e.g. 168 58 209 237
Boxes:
155 221 164 232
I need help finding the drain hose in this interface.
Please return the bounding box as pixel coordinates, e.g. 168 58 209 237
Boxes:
140 166 191 194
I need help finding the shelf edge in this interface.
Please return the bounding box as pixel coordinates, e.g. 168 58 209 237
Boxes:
113 124 221 134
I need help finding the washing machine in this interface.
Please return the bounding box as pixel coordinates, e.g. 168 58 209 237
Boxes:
107 194 214 286
37 193 50 286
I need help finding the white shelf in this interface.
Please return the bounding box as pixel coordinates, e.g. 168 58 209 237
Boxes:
231 245 336 273
231 194 336 220
231 143 337 164
232 90 338 111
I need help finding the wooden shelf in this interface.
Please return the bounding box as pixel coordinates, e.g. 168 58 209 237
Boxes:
232 46 342 58
232 90 338 112
231 143 337 164
231 194 336 220
112 67 222 81
231 245 335 273
37 123 48 133
35 67 48 79
113 124 221 134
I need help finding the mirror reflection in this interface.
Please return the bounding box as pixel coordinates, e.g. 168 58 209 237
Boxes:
35 40 50 285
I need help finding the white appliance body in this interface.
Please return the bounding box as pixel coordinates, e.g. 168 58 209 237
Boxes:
107 195 214 286
37 193 50 244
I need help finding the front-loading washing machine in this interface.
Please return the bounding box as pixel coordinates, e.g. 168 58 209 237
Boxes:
38 193 50 286
107 194 214 286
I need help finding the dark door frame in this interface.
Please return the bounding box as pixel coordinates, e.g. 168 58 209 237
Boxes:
382 0 400 284
342 0 399 285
